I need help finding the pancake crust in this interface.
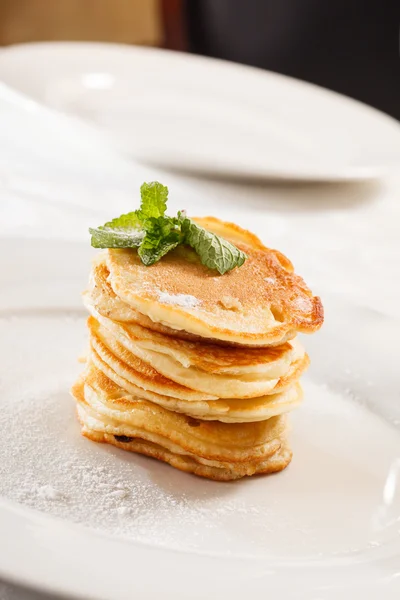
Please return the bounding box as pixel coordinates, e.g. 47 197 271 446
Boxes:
106 217 323 346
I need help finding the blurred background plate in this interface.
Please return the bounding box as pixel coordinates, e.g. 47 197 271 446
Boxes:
0 42 399 181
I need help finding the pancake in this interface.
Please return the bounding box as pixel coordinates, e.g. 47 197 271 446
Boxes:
88 315 309 399
78 414 292 481
84 360 303 422
85 256 292 347
105 217 323 346
72 376 287 463
73 382 292 481
81 422 292 481
85 276 298 377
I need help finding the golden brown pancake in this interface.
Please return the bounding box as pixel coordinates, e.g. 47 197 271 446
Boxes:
72 376 287 463
87 355 303 422
88 315 309 399
81 425 292 481
73 376 292 481
85 254 294 346
105 218 323 346
85 270 298 376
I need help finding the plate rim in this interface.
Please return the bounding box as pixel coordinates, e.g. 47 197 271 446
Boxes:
2 495 400 600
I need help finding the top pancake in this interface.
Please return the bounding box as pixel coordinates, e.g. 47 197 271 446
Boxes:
85 263 298 377
105 217 323 346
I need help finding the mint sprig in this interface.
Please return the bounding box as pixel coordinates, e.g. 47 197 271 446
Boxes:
89 182 247 274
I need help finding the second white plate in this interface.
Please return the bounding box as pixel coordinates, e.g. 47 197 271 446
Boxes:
0 42 400 181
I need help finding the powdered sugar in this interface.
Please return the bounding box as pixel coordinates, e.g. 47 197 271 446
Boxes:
36 484 62 501
116 506 131 516
158 291 200 308
110 489 129 500
292 296 312 311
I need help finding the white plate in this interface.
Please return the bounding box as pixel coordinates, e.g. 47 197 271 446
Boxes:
1 239 400 600
1 70 400 600
0 42 400 181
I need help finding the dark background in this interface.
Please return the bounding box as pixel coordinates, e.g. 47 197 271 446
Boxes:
0 0 398 120
184 0 400 120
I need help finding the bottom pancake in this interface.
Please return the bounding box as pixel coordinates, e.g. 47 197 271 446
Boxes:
73 374 292 481
78 409 292 482
73 372 288 462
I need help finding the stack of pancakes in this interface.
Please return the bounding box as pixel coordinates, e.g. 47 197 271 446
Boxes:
72 218 323 481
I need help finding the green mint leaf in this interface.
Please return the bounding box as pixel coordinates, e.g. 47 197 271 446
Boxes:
88 182 169 251
138 239 180 265
89 181 247 274
137 182 168 221
89 211 144 248
181 218 247 275
138 216 184 265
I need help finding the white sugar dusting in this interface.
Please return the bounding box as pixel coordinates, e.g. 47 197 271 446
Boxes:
292 296 312 311
158 291 199 308
36 484 62 501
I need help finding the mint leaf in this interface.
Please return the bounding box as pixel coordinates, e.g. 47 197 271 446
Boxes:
89 211 144 248
138 216 183 265
181 218 247 274
137 182 168 221
139 238 180 265
89 181 247 274
89 181 168 249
